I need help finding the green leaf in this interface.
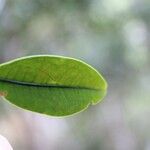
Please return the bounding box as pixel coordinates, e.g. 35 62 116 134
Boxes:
0 55 107 116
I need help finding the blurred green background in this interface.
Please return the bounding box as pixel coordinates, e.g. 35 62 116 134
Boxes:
0 0 150 150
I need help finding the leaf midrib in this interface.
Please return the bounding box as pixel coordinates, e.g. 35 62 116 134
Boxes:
0 78 100 91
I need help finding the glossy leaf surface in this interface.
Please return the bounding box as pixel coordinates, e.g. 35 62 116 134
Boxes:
0 55 107 116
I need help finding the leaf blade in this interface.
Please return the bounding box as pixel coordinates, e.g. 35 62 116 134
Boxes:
0 55 107 116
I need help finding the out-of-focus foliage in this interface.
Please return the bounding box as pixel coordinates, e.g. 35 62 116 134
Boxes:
0 0 150 150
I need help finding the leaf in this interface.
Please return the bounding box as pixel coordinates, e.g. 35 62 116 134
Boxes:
0 55 107 116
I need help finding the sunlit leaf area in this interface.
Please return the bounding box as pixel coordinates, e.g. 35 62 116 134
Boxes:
0 0 150 150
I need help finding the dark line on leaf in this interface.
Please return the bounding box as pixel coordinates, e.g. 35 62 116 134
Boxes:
0 79 99 91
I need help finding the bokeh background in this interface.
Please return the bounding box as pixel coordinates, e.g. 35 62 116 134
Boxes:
0 0 150 150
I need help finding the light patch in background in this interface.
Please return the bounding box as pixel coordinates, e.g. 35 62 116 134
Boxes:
23 113 68 149
124 20 147 47
102 0 131 15
0 135 13 150
0 0 5 13
90 0 131 18
123 20 148 68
